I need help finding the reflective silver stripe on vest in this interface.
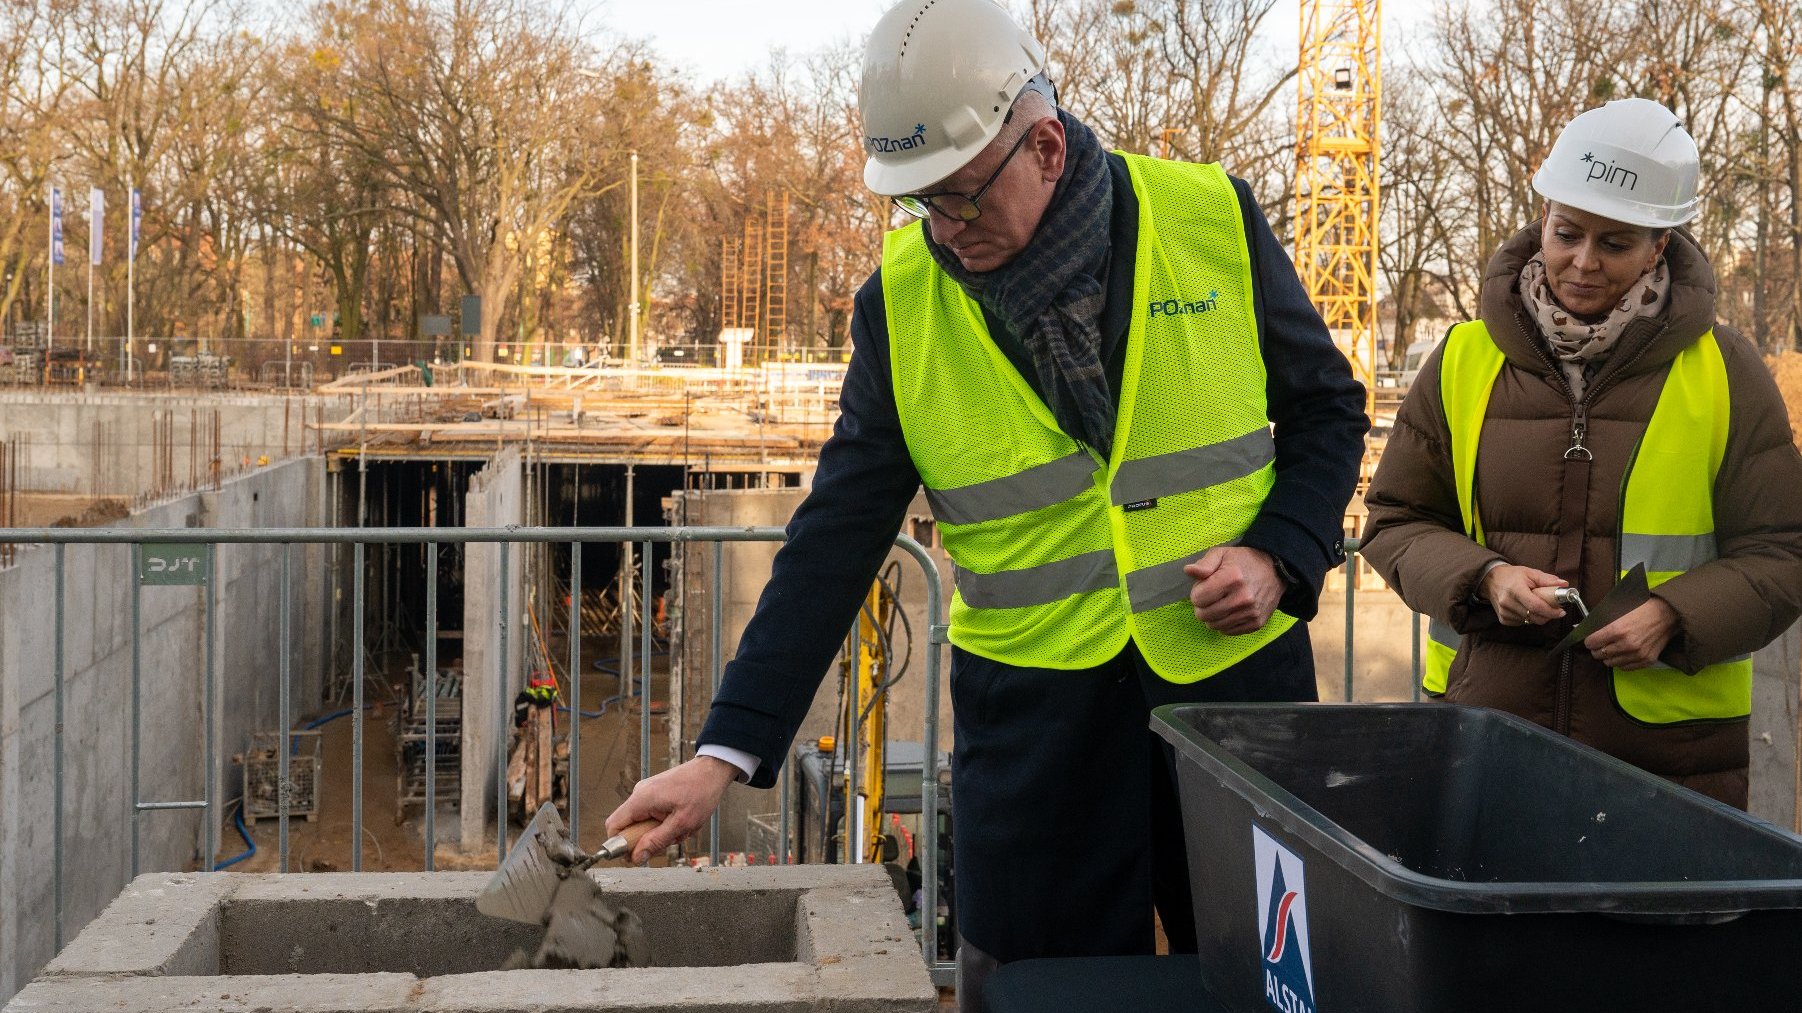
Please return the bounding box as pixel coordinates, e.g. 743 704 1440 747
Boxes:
1123 558 1198 614
924 452 1098 527
1642 654 1751 673
953 550 1119 610
1111 428 1276 507
1429 618 1458 649
1619 532 1718 574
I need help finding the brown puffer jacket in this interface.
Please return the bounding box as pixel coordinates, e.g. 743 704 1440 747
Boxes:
1360 224 1802 807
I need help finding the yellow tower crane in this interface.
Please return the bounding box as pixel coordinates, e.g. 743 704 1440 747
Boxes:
1294 0 1382 433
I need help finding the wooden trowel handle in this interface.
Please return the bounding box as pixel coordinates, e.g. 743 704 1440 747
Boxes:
598 819 660 861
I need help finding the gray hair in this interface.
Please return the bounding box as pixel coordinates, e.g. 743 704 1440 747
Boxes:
995 75 1057 148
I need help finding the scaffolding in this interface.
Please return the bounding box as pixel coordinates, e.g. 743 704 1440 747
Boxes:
764 191 789 361
740 217 764 362
1294 0 1382 428
721 237 742 332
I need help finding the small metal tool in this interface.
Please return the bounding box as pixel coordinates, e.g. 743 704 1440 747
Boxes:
1550 586 1588 619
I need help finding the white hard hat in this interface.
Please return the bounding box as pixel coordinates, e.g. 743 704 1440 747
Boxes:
859 0 1048 196
1532 98 1700 229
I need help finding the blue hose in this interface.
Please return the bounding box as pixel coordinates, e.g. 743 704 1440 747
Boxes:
212 803 256 870
302 707 361 731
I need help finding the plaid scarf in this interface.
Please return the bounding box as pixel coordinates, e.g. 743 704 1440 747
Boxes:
1519 252 1671 399
924 110 1116 457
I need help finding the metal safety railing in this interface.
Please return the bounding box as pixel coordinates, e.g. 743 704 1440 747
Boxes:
4 524 1419 989
0 525 953 980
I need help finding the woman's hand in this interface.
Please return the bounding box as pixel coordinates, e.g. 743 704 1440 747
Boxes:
1479 564 1568 627
1585 598 1678 670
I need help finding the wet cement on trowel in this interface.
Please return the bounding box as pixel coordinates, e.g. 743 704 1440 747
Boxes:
501 876 651 970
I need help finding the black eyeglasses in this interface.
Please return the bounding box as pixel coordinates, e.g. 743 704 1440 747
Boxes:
891 125 1035 223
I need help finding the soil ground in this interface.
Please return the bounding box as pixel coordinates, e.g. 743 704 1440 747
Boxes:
210 636 667 873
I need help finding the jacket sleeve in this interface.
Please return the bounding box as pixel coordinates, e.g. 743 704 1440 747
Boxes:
1357 341 1507 631
1229 178 1371 620
1648 328 1802 671
696 270 924 788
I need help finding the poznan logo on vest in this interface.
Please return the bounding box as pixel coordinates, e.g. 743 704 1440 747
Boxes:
1149 290 1220 318
1254 824 1316 1013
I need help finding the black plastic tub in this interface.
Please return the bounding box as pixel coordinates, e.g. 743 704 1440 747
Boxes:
1151 703 1802 1012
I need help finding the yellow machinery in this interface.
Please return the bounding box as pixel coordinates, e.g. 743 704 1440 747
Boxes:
1294 0 1382 428
839 577 899 864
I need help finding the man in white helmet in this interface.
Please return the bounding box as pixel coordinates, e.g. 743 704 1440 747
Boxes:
1362 98 1802 807
607 0 1366 1001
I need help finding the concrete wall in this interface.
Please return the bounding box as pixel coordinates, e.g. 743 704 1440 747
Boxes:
0 456 329 1003
460 449 525 850
1750 623 1802 829
0 392 348 496
666 488 953 853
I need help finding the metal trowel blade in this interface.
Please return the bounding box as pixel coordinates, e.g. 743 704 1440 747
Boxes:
477 802 570 925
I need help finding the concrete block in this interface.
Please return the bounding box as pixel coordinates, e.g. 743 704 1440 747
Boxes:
416 967 816 1013
223 874 542 976
41 872 229 978
794 884 934 1012
12 865 935 1013
5 974 420 1012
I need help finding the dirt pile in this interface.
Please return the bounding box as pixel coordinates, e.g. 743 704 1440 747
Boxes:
1770 353 1802 452
49 498 131 527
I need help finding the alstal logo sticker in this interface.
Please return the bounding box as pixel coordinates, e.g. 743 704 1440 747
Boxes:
1254 824 1317 1013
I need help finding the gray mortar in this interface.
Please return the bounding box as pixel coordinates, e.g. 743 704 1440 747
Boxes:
6 865 934 1013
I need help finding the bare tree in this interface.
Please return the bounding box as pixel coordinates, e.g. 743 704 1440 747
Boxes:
299 0 616 360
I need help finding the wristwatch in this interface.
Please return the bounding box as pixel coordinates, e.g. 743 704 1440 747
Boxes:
1270 554 1300 590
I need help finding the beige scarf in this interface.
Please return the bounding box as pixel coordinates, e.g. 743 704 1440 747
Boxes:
1518 253 1671 399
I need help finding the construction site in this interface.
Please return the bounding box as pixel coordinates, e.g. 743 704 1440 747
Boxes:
4 0 1802 1008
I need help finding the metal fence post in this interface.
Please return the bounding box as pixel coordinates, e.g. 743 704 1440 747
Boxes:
568 540 582 847
279 544 292 873
130 543 142 877
352 541 365 871
425 541 438 870
1343 545 1357 703
497 539 510 865
53 544 66 948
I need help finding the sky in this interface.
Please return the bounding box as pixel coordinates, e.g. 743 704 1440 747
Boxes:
595 0 1447 86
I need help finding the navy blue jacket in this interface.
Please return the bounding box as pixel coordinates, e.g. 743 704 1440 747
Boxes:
701 157 1368 787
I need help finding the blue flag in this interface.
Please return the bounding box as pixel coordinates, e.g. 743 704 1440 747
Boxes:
50 187 64 266
131 188 141 259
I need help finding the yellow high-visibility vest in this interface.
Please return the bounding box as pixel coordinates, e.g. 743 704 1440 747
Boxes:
1428 320 1751 723
881 154 1292 682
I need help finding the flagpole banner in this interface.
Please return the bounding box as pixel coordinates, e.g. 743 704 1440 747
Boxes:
131 188 141 259
90 188 104 265
51 187 64 266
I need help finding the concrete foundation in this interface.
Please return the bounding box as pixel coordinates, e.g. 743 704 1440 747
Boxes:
4 866 934 1012
0 391 349 497
0 458 330 1001
460 449 526 851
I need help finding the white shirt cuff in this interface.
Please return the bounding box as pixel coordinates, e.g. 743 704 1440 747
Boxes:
697 744 757 783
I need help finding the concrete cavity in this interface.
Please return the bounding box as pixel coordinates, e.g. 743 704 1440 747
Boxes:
5 865 934 1012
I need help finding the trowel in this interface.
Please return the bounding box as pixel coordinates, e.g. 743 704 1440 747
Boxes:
479 802 659 969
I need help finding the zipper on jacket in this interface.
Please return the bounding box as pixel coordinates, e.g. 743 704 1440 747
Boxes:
1554 649 1573 736
1565 402 1592 461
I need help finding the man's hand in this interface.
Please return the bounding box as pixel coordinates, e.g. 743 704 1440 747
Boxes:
605 755 740 863
1480 565 1567 627
1585 597 1678 671
1184 546 1284 637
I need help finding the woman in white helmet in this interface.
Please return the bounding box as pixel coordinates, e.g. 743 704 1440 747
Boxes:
1361 99 1802 806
